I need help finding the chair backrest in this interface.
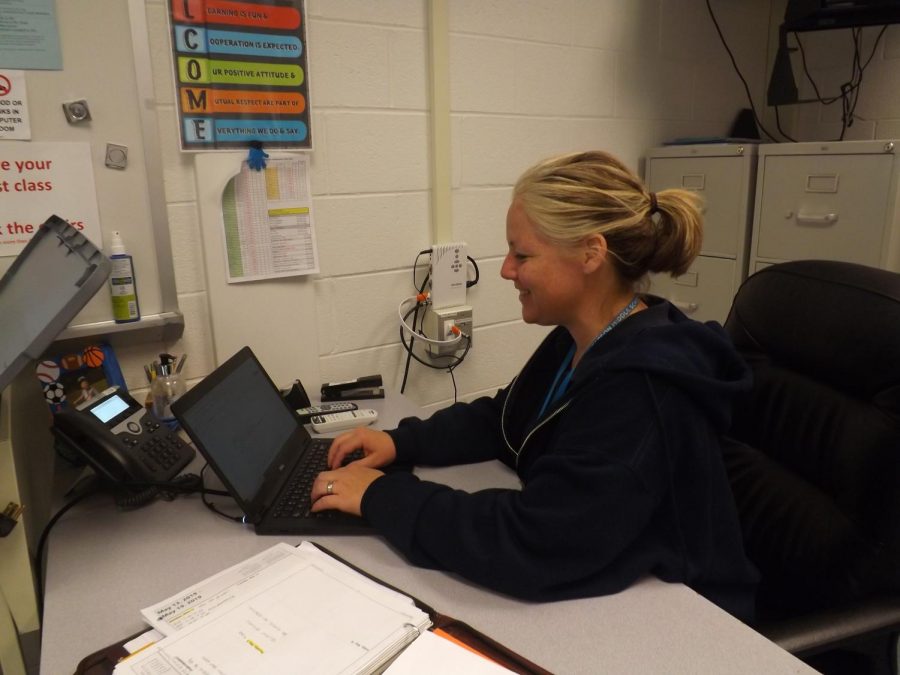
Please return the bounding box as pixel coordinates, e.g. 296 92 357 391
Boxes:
723 260 900 617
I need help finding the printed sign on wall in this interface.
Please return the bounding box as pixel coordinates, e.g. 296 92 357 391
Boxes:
0 70 31 140
0 142 102 257
168 0 311 151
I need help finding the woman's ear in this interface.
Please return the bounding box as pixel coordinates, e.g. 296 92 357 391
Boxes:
582 234 608 273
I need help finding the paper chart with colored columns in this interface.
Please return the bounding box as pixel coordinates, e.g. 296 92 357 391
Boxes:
220 156 319 283
168 0 311 150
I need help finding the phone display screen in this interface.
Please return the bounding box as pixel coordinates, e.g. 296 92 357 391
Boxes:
84 389 143 428
90 394 129 423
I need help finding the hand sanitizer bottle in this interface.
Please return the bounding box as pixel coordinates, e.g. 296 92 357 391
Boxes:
109 231 141 323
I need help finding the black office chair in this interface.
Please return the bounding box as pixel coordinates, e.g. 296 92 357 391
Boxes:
722 260 900 675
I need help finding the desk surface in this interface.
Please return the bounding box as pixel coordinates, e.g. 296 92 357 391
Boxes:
40 395 814 675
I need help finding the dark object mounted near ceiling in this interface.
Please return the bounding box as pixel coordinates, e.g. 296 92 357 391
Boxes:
768 0 900 106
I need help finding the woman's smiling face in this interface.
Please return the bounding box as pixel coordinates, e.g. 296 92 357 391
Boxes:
500 199 587 327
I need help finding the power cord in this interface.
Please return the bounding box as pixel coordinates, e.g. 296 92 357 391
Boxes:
33 459 233 617
708 0 888 144
705 0 783 142
113 472 207 509
793 26 887 140
34 483 100 618
199 463 245 523
401 250 434 393
466 255 480 288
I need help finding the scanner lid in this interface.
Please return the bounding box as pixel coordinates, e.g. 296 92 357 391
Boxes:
0 215 111 392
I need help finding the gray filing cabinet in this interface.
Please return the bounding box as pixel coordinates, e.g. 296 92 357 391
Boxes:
750 139 900 273
644 143 758 323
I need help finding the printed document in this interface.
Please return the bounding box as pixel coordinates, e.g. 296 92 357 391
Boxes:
114 543 430 675
221 156 319 283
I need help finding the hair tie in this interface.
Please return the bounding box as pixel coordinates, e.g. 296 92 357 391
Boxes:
648 192 659 215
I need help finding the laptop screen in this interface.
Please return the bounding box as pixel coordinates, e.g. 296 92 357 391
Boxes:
174 349 297 503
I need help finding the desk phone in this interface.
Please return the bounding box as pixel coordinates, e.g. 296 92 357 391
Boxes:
53 386 195 488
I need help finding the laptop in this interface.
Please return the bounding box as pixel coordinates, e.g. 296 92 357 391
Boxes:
171 346 375 535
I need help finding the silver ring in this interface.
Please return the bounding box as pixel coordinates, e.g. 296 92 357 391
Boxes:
326 480 335 496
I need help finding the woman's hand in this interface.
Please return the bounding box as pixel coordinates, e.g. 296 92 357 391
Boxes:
328 427 397 470
310 465 384 516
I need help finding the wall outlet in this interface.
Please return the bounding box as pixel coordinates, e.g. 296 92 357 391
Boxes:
430 242 467 309
424 305 472 357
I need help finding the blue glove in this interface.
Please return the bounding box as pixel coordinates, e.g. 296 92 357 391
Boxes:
247 142 268 171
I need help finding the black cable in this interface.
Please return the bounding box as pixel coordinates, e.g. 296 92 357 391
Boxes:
843 26 885 137
774 105 798 143
34 484 100 617
413 249 431 290
449 364 459 402
705 0 782 142
792 26 887 141
400 254 432 394
33 462 236 618
793 32 829 102
112 472 217 509
447 334 472 403
466 255 480 288
793 29 875 105
199 463 245 523
840 28 864 139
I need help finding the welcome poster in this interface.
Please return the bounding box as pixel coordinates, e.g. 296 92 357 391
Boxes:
168 0 311 151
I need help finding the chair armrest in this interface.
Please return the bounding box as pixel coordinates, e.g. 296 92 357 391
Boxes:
758 596 900 656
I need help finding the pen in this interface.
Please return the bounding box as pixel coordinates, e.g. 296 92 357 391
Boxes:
160 353 175 377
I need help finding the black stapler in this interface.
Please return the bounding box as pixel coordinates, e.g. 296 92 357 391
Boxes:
321 374 384 401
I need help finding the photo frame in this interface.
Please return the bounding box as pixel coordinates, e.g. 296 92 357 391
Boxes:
35 342 126 413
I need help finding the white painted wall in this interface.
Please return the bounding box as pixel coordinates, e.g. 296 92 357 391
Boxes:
134 0 778 412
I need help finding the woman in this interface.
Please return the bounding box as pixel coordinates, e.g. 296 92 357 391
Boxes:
311 150 758 621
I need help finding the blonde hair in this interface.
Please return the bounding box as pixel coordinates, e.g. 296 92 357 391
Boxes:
513 151 703 281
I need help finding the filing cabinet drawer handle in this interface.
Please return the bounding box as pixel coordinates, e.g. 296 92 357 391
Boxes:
673 301 699 314
795 212 838 226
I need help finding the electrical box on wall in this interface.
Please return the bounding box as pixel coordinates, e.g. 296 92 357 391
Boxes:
424 305 473 357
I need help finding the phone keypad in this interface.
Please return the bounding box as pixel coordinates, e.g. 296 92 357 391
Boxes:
140 434 188 471
122 415 193 478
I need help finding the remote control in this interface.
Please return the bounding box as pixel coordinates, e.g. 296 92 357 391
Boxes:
295 402 358 424
310 409 378 433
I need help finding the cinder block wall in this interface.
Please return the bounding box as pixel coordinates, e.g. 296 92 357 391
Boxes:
137 0 776 412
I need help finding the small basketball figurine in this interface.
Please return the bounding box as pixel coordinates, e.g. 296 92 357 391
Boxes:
83 345 105 368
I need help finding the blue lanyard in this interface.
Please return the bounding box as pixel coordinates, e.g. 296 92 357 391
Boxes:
537 295 640 419
538 345 576 418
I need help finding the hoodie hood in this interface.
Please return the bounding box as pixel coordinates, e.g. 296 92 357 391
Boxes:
508 297 752 440
586 300 752 432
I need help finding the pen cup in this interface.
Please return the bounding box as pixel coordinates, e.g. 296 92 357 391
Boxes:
151 373 186 427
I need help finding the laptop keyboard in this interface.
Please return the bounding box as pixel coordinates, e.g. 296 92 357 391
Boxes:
272 439 364 519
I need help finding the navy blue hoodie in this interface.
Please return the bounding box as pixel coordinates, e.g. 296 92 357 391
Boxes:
363 298 759 621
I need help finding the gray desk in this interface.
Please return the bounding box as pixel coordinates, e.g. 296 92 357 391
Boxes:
40 394 814 675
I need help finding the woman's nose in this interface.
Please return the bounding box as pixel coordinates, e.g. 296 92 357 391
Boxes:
500 253 515 280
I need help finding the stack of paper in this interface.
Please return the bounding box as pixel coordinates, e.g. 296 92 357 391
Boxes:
113 542 431 675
